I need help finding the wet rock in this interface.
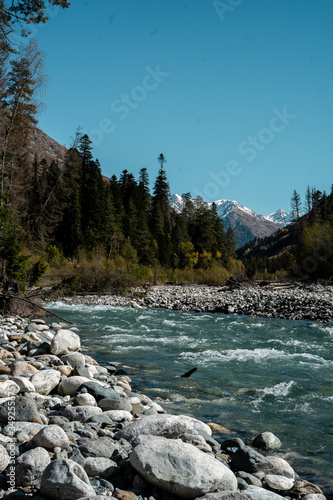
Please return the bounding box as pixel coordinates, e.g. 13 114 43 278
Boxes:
130 435 237 498
248 432 281 450
289 479 324 497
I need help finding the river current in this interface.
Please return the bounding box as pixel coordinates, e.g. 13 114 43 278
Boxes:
47 302 333 497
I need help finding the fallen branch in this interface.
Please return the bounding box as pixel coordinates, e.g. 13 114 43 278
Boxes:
0 293 73 325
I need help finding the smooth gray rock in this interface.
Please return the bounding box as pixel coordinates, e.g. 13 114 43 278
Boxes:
79 437 116 458
0 444 10 473
74 393 97 406
130 435 237 498
197 493 250 500
62 405 102 422
58 376 90 396
119 413 188 443
15 446 50 486
248 432 281 450
0 379 20 397
31 425 70 450
265 474 294 491
84 457 118 477
98 396 132 412
30 369 61 395
40 458 96 499
79 381 121 402
50 329 81 356
266 456 295 479
3 421 46 436
244 485 285 499
61 352 86 367
11 376 35 393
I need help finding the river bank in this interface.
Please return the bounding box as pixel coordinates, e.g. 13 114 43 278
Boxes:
0 313 329 499
60 283 333 322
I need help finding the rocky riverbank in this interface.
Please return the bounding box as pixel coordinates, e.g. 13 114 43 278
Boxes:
0 313 329 500
62 284 333 322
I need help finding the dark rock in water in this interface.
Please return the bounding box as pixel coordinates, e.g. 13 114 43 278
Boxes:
247 431 281 450
180 367 197 378
220 438 245 455
230 445 273 473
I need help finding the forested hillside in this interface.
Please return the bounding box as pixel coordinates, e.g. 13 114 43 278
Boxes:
0 1 243 300
238 187 333 281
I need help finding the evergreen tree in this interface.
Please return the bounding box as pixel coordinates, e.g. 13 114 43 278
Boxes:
291 189 301 220
151 154 172 266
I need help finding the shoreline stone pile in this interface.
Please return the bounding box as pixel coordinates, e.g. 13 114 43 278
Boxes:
0 313 329 500
63 284 333 322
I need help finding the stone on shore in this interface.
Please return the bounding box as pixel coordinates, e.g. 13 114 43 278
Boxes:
130 435 237 498
62 405 102 422
30 369 61 395
61 352 86 367
0 444 10 473
79 437 117 458
14 446 51 486
12 376 36 393
264 474 294 491
244 485 285 499
58 375 90 396
31 424 70 450
50 329 81 356
40 458 96 499
119 413 188 443
0 395 43 424
84 457 118 477
0 379 20 397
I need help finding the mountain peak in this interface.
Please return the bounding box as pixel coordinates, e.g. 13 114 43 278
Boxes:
171 195 291 248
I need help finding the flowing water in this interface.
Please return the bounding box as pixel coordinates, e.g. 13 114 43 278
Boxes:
47 302 333 497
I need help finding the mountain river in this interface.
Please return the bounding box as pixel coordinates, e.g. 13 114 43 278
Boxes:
47 302 333 498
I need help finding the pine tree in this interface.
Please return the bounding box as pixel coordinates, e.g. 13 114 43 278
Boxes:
291 189 301 220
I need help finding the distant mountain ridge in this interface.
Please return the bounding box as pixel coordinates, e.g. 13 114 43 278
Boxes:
171 194 292 248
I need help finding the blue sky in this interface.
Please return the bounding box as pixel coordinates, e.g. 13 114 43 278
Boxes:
20 0 333 215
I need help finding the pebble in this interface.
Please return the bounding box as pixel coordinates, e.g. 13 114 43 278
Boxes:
0 312 328 500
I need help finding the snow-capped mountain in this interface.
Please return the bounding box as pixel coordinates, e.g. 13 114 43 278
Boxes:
171 195 292 248
264 208 295 227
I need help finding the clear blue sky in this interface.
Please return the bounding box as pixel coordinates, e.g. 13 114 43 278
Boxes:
23 0 333 215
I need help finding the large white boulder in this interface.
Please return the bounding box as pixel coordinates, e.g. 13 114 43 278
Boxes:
50 329 81 356
130 435 237 498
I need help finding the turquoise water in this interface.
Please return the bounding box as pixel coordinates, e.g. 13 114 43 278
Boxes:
47 302 333 497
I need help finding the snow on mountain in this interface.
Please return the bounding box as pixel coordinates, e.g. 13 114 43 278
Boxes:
171 195 292 248
264 208 295 227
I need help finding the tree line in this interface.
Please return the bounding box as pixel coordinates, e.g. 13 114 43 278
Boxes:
238 185 333 280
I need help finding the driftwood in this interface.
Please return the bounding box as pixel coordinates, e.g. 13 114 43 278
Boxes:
0 293 73 325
